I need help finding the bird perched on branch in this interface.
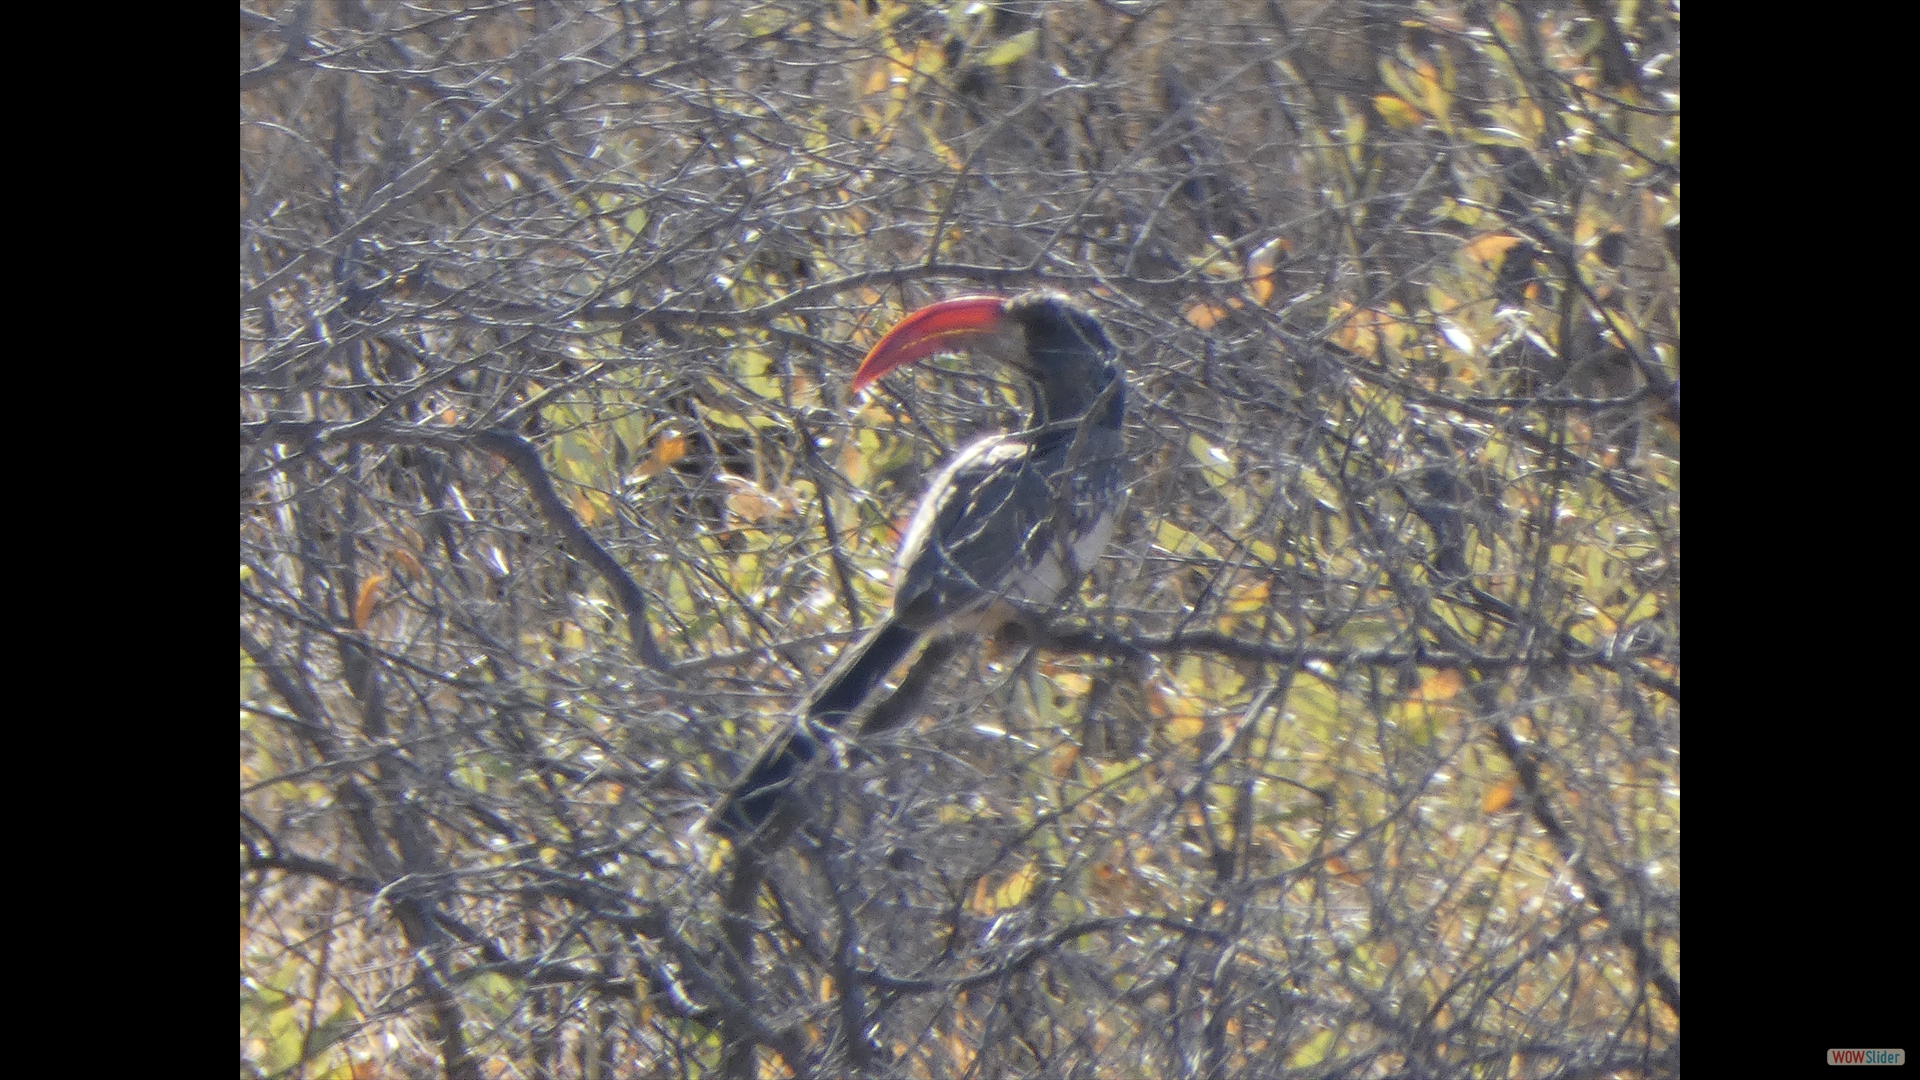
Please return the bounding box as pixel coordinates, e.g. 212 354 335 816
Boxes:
707 291 1128 841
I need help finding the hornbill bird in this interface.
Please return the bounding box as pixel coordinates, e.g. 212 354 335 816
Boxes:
707 291 1127 840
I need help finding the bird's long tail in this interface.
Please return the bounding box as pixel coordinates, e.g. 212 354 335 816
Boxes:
708 621 921 838
805 621 921 725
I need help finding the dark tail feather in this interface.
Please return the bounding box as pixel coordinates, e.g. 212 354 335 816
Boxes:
708 621 921 838
708 720 820 839
806 622 920 725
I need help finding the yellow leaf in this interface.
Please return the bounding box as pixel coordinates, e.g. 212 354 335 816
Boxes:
920 126 963 172
1289 1029 1338 1069
1373 94 1422 130
1188 434 1235 489
1463 232 1522 264
732 347 782 400
994 863 1037 908
1416 669 1464 703
969 862 1039 914
1168 712 1205 744
947 1027 977 1072
1414 60 1453 135
1154 519 1198 556
695 397 774 430
979 28 1037 67
1245 237 1289 305
1226 579 1270 613
1327 300 1385 354
1045 668 1091 695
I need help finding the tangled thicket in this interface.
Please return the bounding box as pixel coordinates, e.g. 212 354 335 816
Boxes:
242 3 1678 1077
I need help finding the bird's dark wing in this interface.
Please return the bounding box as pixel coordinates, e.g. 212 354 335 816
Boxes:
705 434 1086 842
890 432 1093 633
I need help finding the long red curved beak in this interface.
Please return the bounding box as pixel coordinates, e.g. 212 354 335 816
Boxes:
851 296 1009 393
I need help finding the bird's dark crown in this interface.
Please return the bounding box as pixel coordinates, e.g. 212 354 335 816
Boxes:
996 291 1123 430
1004 291 1117 372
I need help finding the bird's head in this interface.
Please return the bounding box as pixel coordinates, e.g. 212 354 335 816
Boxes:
852 292 1119 418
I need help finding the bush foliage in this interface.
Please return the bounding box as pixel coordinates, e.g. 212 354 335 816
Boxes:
242 2 1678 1076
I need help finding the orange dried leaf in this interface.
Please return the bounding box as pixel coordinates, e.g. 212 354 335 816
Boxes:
1482 778 1517 814
1245 238 1289 305
1417 669 1464 702
1185 302 1228 329
1144 682 1173 719
1050 742 1080 779
353 574 385 631
651 435 688 468
390 547 426 581
1045 669 1092 695
1463 233 1522 264
722 476 789 524
1326 854 1363 883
